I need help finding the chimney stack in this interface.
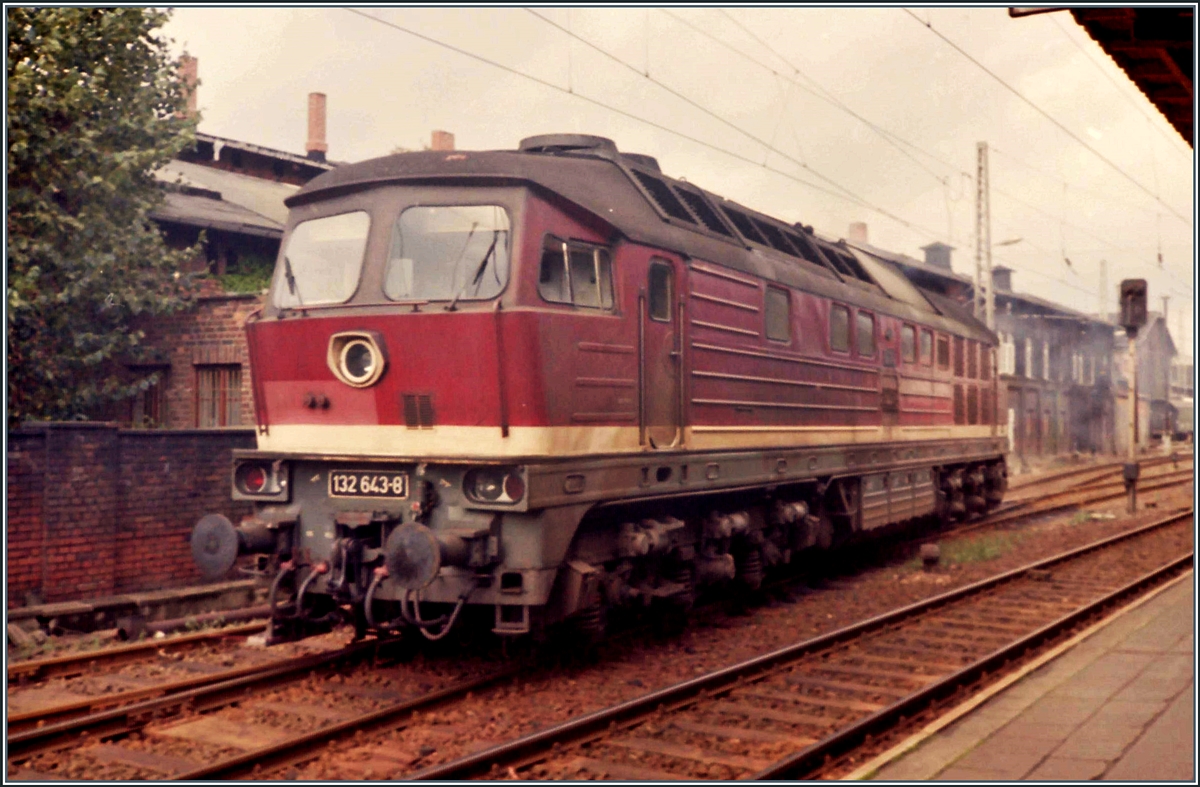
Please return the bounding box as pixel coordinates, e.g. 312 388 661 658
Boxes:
306 92 328 162
178 53 198 120
848 222 868 244
992 265 1013 293
431 130 455 151
920 241 955 271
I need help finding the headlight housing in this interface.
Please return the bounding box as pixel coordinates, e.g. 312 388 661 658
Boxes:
463 467 525 505
232 459 290 501
327 331 388 388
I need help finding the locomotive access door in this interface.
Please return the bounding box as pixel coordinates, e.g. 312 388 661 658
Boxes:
641 256 682 449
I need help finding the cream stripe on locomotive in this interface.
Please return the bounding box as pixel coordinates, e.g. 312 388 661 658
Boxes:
256 423 997 459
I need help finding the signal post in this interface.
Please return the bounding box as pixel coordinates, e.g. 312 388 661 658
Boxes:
1119 279 1147 514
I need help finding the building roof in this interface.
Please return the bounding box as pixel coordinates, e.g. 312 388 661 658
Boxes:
996 288 1112 328
196 132 338 172
1070 8 1193 147
154 160 299 226
151 188 283 239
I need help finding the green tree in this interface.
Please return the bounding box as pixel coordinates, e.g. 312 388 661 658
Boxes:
7 7 199 427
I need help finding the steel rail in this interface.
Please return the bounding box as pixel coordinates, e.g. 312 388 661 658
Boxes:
971 471 1192 532
167 664 526 780
1005 453 1182 492
406 507 1192 780
6 639 380 758
755 550 1193 779
6 622 267 684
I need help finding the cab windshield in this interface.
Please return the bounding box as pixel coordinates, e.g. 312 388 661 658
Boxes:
384 205 510 302
273 211 370 308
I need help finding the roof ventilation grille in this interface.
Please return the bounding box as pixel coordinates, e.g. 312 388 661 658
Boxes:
518 134 619 159
620 152 661 173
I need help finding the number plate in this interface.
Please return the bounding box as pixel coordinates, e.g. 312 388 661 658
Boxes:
329 470 409 499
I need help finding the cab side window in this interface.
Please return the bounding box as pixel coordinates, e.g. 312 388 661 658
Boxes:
648 260 672 321
538 236 614 309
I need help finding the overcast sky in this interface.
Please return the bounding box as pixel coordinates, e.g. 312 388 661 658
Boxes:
163 7 1196 352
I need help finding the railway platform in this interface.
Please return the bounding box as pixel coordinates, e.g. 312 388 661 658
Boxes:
858 570 1195 781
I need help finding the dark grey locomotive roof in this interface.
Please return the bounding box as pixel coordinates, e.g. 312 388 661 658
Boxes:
287 134 993 344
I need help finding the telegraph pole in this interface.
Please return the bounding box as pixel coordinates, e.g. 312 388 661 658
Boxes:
974 142 993 329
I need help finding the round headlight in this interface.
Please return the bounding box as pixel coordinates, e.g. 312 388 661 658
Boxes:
464 467 524 504
341 340 376 384
467 468 505 502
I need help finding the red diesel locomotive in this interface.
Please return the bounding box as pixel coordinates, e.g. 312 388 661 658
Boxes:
191 134 1007 643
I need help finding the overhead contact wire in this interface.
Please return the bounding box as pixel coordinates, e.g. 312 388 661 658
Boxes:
346 7 947 239
903 7 1193 229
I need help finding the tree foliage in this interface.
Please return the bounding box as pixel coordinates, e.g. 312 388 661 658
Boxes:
7 7 199 427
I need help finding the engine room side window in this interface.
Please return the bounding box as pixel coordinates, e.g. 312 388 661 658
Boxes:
764 287 790 342
936 334 951 370
274 211 370 308
830 304 850 353
384 205 510 302
538 236 613 310
856 311 875 357
901 324 916 364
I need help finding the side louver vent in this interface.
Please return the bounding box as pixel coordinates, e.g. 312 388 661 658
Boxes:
402 394 435 429
631 169 696 224
675 188 733 237
720 207 766 246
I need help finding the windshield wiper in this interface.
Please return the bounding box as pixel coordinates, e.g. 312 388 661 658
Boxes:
446 230 501 312
283 256 303 305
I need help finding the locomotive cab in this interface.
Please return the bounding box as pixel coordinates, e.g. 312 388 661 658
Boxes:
191 134 1009 645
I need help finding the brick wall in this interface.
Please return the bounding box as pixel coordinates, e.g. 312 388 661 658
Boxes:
6 423 256 608
137 292 264 429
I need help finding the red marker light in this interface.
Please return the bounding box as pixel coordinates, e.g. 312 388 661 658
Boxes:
503 472 525 503
242 465 267 493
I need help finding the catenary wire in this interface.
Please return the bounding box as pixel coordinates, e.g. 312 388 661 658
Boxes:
344 7 951 239
903 8 1193 229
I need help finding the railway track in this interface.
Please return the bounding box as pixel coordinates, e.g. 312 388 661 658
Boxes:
967 462 1191 533
404 507 1191 781
1005 452 1186 495
7 467 1191 780
7 621 268 685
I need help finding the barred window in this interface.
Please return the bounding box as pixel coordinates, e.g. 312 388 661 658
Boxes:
967 340 978 379
953 383 965 425
196 364 242 428
953 336 965 377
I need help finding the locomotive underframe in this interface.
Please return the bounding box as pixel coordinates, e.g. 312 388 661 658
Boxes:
234 434 1005 638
